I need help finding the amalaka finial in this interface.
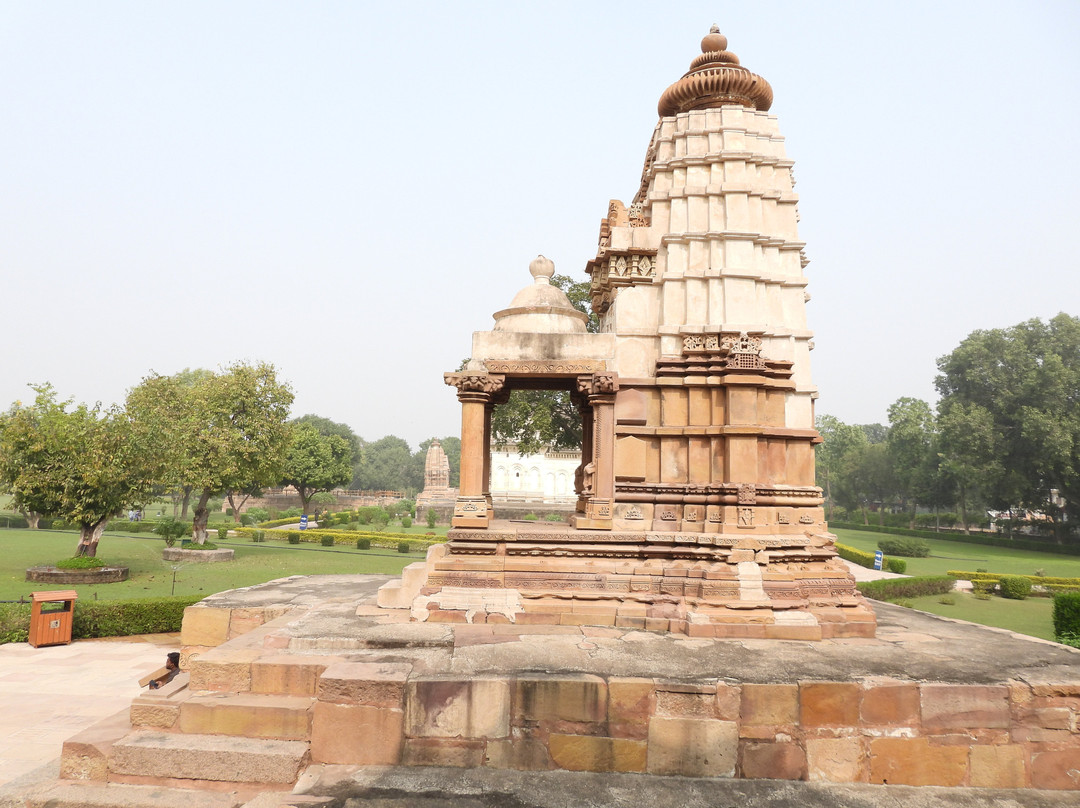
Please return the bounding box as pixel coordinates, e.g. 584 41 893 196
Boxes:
658 26 773 116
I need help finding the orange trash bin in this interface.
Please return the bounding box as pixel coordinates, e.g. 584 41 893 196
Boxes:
29 590 78 647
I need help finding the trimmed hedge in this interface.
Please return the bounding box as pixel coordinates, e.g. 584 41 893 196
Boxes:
835 543 907 574
947 571 1080 588
856 576 955 601
0 596 202 645
232 526 443 552
831 521 1080 557
999 575 1033 600
1052 592 1080 643
55 557 107 569
877 537 930 558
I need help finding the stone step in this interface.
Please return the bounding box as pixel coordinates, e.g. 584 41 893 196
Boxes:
376 561 429 609
25 781 243 808
109 730 308 784
129 675 194 730
61 709 133 782
178 693 314 740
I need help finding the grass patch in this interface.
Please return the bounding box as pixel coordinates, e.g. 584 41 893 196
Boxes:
894 591 1057 641
0 529 422 603
832 528 1080 579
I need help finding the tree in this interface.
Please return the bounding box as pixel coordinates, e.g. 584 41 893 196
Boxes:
886 397 936 528
292 414 363 465
815 414 868 521
352 435 414 492
936 314 1080 540
489 274 596 454
127 362 293 543
280 421 352 513
937 401 1000 534
0 386 160 557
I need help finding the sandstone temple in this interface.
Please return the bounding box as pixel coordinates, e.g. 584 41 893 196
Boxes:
381 26 875 639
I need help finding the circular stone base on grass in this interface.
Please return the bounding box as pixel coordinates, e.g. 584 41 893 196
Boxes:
162 547 235 563
26 566 130 584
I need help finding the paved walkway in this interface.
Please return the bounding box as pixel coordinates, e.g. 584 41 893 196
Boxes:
0 633 178 788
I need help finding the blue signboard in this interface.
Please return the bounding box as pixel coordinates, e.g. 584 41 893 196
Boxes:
873 550 883 571
299 514 308 530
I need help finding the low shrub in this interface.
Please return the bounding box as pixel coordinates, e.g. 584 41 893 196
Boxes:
885 558 907 574
246 507 270 523
397 541 411 553
320 536 335 547
154 517 190 548
0 596 203 645
522 513 539 521
400 516 412 529
356 538 371 550
972 580 996 596
426 509 437 529
938 595 956 605
55 556 106 569
999 575 1032 600
545 514 564 522
216 527 228 541
894 599 914 609
240 513 257 527
1052 592 1080 642
856 576 955 601
251 530 266 543
287 532 301 545
877 537 930 558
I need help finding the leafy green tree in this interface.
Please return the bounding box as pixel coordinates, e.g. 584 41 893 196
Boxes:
886 397 936 527
280 421 352 513
936 401 1000 534
127 363 293 544
936 314 1080 540
352 435 414 492
815 414 868 521
292 414 363 464
0 386 161 557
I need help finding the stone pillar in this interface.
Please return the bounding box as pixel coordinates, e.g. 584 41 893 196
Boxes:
444 373 505 528
573 388 592 515
573 373 618 530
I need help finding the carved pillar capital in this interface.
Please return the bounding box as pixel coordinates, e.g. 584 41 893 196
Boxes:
575 372 619 399
444 372 506 403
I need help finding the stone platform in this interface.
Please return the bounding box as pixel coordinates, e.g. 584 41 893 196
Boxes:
381 521 877 640
53 574 1080 797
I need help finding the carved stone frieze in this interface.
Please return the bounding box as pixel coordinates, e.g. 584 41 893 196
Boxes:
738 508 754 527
484 360 606 374
737 483 757 505
576 372 619 396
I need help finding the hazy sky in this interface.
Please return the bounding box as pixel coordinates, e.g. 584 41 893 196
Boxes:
3 2 1077 449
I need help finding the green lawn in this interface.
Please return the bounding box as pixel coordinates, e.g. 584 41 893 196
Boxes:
894 591 1056 642
832 527 1080 579
0 528 423 603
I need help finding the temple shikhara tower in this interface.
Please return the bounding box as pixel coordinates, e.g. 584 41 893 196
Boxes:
382 27 876 639
414 439 457 511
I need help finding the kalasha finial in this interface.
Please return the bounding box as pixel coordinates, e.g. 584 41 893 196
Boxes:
701 25 727 53
529 255 555 284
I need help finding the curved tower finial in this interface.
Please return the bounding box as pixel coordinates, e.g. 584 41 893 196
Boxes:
657 26 773 116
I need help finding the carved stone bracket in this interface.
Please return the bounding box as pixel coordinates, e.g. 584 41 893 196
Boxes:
737 483 757 505
576 372 619 397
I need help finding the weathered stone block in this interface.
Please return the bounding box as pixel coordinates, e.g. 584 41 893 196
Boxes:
1031 749 1080 790
317 661 411 706
715 683 741 720
806 737 864 783
407 677 509 739
970 744 1027 788
800 682 860 727
647 716 738 777
403 738 486 768
187 649 261 692
180 606 231 648
740 740 806 780
179 694 312 740
130 700 180 729
309 701 403 765
226 607 267 640
513 674 607 725
484 738 553 771
920 684 1010 729
868 737 968 786
549 734 647 773
607 677 654 739
251 654 337 696
860 682 919 725
740 683 798 726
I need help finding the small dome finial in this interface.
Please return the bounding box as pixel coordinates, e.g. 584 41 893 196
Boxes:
701 25 727 54
529 255 555 285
